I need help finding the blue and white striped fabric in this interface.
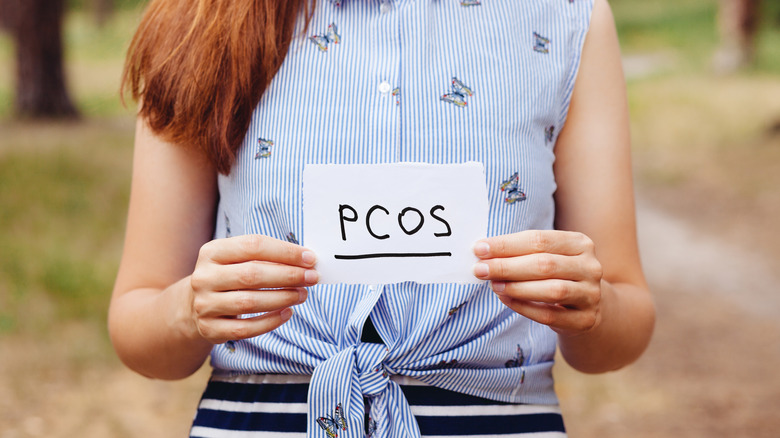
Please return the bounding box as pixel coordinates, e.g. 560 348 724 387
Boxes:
209 1 593 437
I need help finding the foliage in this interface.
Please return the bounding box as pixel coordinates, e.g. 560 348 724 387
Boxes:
66 0 147 11
612 0 719 55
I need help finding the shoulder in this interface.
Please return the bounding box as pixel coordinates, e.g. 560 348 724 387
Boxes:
587 0 618 44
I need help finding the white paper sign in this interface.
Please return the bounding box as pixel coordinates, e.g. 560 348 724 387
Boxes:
302 162 489 284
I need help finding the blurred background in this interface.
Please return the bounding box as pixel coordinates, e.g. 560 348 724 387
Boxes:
0 0 779 436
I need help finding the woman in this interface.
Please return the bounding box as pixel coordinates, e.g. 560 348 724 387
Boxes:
110 0 655 436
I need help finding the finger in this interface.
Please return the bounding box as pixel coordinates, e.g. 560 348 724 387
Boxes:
200 234 317 267
474 253 594 282
496 295 599 334
491 279 599 309
198 308 294 344
193 260 319 292
194 288 307 318
474 230 593 259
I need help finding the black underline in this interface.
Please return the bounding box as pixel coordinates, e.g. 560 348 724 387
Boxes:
334 252 452 260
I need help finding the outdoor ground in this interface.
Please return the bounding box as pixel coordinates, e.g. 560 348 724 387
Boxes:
1 2 780 437
3 182 780 438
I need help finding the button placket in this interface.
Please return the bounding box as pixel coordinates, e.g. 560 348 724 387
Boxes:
373 0 402 162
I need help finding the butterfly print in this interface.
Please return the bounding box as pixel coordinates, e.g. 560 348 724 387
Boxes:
533 32 550 53
441 77 474 107
392 87 400 105
317 403 348 437
437 358 459 369
255 137 274 159
448 302 466 316
504 345 525 368
545 125 555 143
500 172 527 204
310 23 341 52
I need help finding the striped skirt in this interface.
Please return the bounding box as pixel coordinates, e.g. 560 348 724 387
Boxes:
190 374 567 438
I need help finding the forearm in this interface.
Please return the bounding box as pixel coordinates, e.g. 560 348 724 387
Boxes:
557 280 655 374
108 277 213 380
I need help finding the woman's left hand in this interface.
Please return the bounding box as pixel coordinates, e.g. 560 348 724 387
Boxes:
473 230 604 338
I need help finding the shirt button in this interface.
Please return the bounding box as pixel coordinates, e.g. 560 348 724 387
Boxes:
380 2 392 14
378 81 392 94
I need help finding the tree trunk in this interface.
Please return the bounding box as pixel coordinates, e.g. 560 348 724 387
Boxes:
714 0 761 72
13 0 80 119
0 0 17 32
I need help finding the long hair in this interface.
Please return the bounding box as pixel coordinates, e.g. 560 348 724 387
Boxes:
122 0 311 174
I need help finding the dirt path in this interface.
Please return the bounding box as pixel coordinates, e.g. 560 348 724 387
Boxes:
636 198 780 318
557 195 780 438
2 194 779 438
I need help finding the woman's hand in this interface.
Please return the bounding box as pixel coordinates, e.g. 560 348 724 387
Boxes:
189 234 319 345
473 230 603 338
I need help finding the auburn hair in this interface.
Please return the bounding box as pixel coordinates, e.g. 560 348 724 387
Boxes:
122 0 312 174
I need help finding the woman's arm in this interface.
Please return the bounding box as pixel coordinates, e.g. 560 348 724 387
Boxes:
473 0 654 373
109 119 317 380
551 0 654 372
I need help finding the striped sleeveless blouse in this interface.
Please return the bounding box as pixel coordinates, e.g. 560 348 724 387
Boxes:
198 1 594 437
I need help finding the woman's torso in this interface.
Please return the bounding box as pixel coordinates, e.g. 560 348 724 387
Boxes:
208 0 593 435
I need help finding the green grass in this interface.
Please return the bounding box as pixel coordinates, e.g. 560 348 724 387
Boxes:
613 0 719 65
0 8 139 335
0 32 13 117
0 119 134 333
612 0 780 74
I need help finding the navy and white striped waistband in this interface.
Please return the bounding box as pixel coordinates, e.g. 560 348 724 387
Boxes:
191 373 566 438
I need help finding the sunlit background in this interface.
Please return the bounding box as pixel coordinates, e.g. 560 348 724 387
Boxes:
1 0 779 436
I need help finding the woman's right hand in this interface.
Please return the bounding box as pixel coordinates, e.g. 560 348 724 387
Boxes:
189 234 318 345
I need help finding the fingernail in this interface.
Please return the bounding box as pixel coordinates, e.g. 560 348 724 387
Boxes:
473 241 490 257
304 269 319 284
302 250 317 266
281 308 293 322
297 288 308 304
473 263 489 278
491 281 506 294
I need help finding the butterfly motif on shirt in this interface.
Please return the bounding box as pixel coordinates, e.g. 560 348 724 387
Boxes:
255 137 274 159
364 402 378 438
545 125 555 143
366 417 377 437
448 302 466 316
310 23 341 52
504 345 526 368
440 77 474 107
392 87 400 105
500 172 527 204
437 358 460 369
317 403 348 438
533 32 551 54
